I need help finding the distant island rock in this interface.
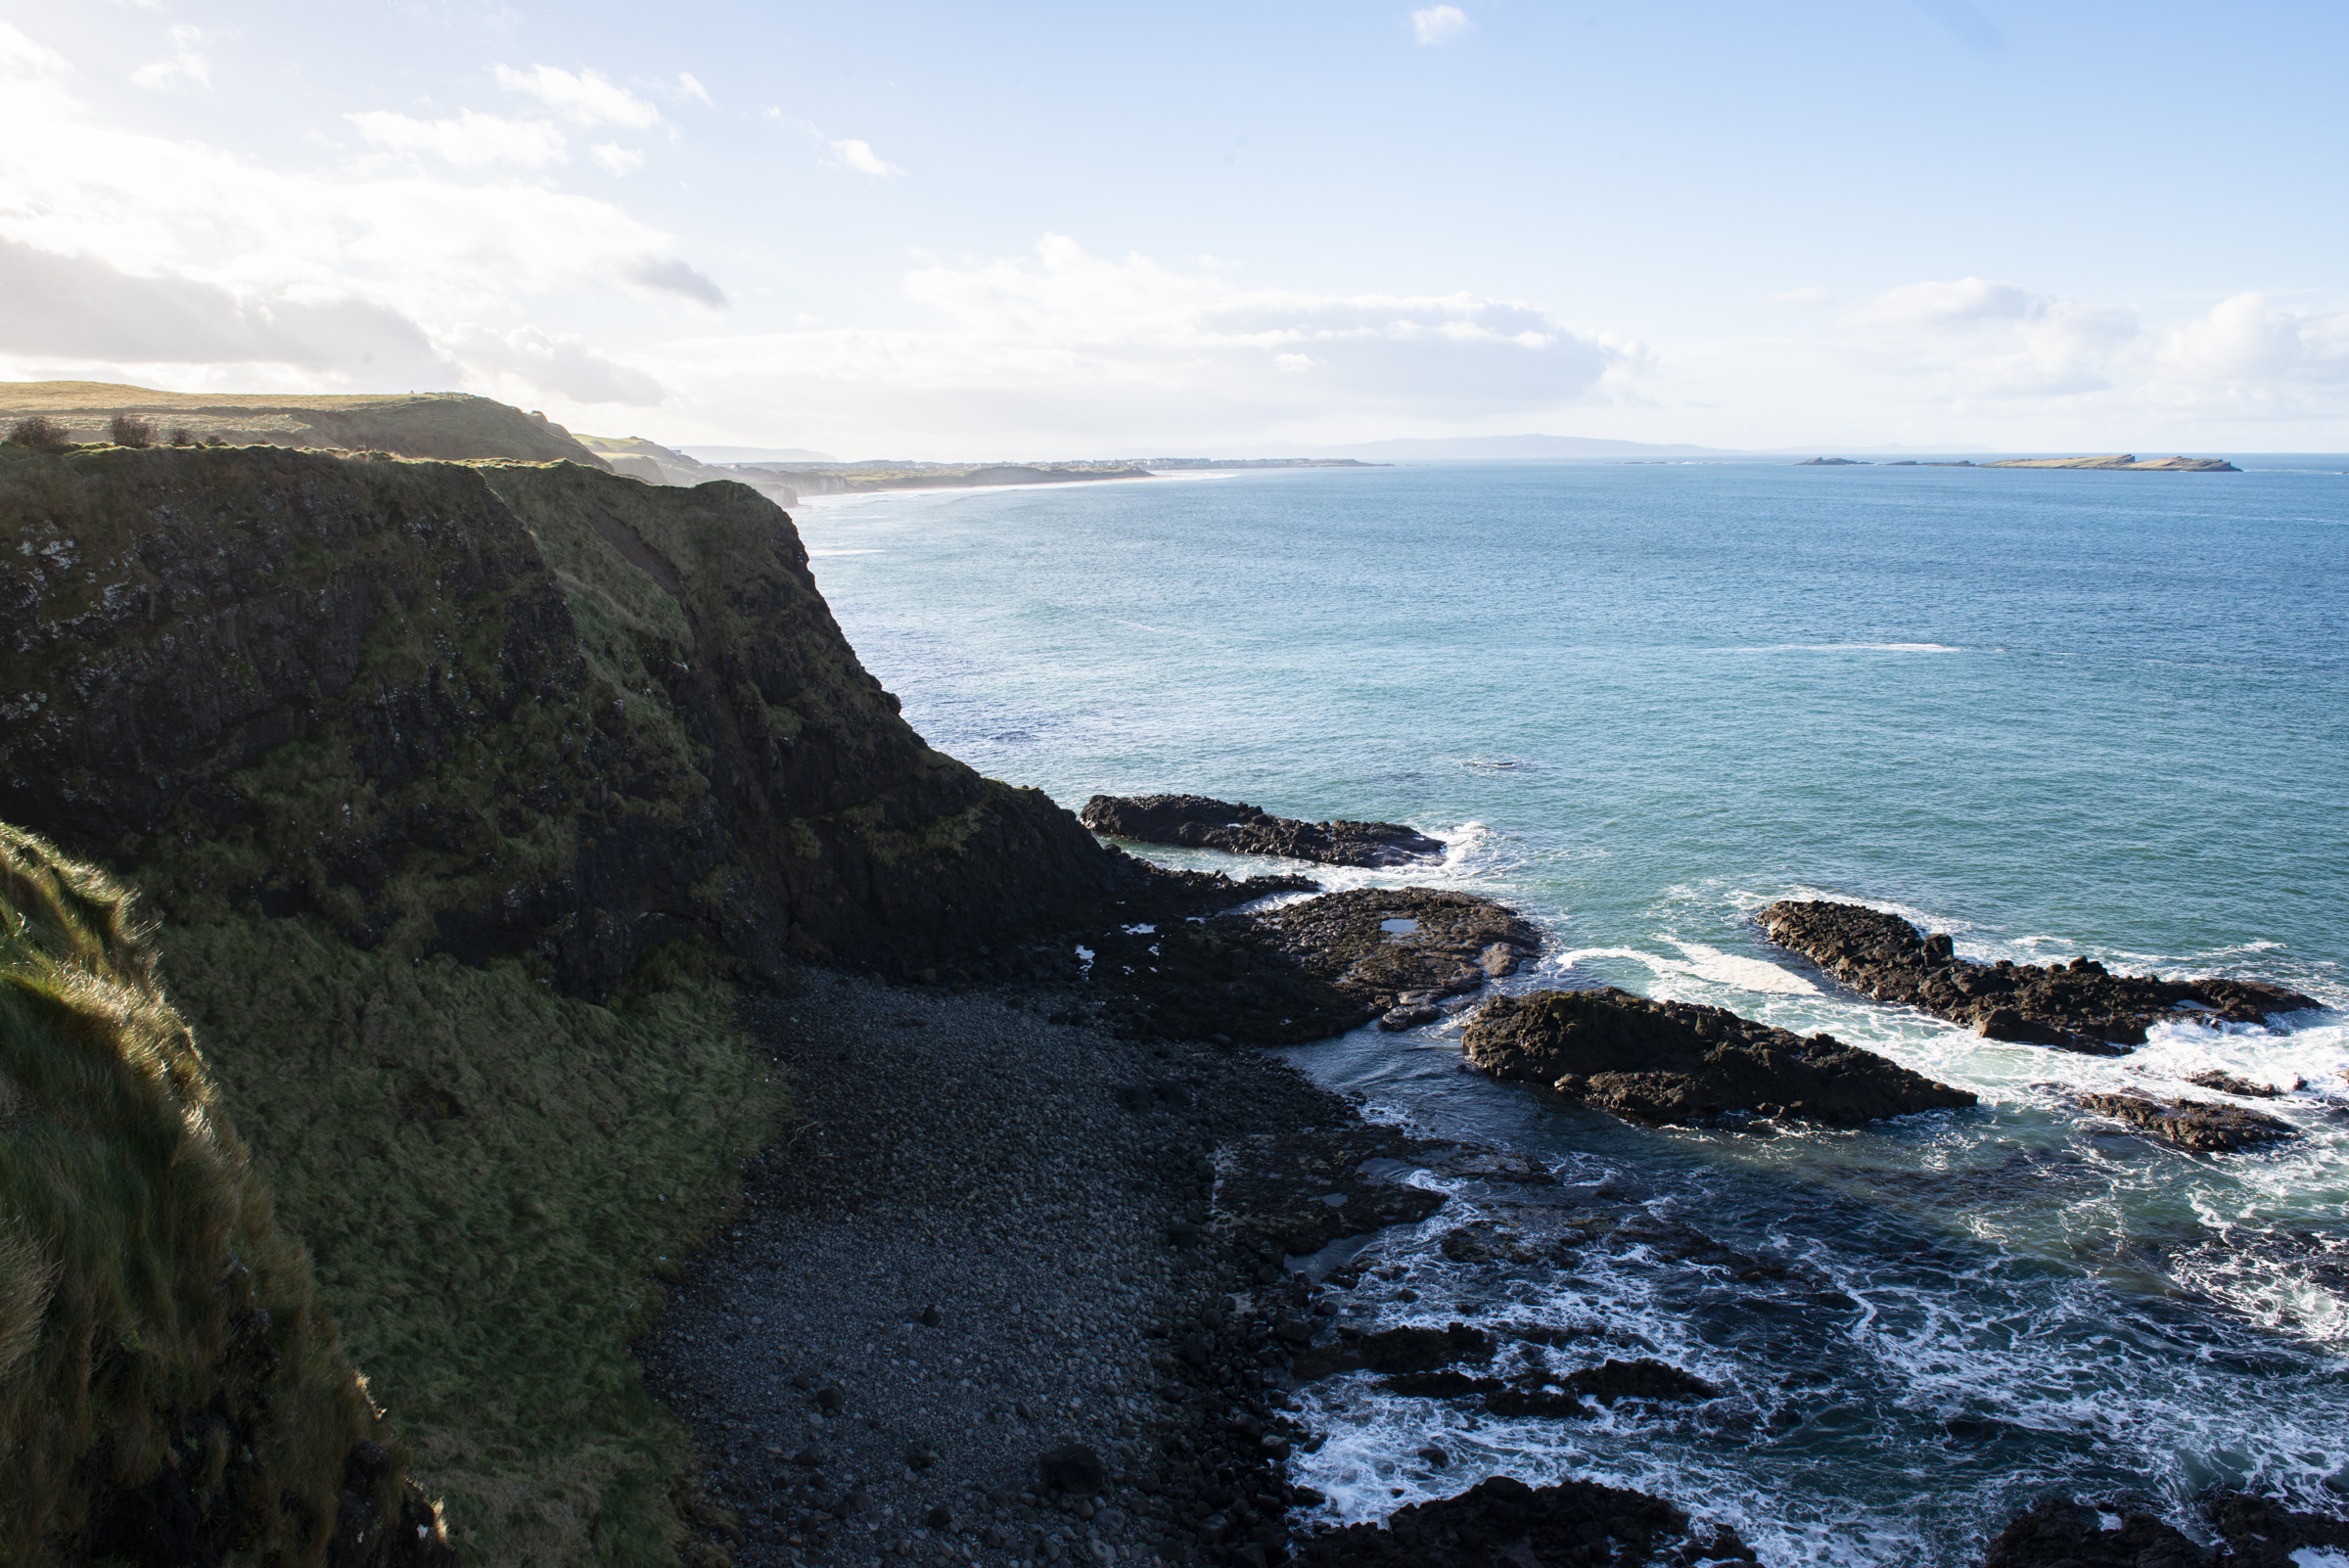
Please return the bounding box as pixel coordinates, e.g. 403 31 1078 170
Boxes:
1758 899 2317 1053
1981 453 2240 471
1080 794 1446 868
1797 456 1870 465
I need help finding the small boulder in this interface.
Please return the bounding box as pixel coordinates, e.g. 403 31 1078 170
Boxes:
1038 1442 1106 1496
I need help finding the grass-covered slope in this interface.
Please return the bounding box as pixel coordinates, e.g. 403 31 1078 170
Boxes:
0 822 449 1566
0 383 610 468
161 913 779 1565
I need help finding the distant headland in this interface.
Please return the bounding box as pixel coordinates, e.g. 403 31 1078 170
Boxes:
1799 452 2241 472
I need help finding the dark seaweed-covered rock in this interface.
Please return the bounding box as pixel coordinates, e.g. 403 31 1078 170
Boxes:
2077 1092 2297 1152
1462 988 1975 1127
1759 899 2318 1054
1081 793 1446 867
1292 1474 1751 1567
1981 1498 2206 1568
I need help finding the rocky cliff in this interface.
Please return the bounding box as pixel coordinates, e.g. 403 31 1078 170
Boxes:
0 443 1141 997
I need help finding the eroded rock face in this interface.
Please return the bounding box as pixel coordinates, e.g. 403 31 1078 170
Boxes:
0 445 1200 995
1758 899 2317 1055
2076 1092 2296 1153
1081 793 1445 868
1463 988 1976 1127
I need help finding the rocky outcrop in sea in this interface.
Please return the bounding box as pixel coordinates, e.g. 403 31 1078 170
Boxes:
1758 899 2316 1054
1082 794 1447 868
1462 987 1976 1126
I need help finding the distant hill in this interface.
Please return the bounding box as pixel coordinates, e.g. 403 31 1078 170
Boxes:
679 443 839 463
0 382 612 468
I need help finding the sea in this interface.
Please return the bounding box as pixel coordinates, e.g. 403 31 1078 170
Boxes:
787 456 2349 1564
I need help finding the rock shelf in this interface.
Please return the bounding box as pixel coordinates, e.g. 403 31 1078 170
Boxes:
1758 899 2317 1054
1462 987 1976 1127
1081 796 1446 869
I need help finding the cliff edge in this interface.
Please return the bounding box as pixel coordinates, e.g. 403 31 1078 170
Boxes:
0 443 1134 996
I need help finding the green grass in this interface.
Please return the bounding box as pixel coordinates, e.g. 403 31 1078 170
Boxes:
156 914 785 1565
0 822 419 1565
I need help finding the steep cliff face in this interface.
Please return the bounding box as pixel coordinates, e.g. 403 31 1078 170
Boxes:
0 444 1131 996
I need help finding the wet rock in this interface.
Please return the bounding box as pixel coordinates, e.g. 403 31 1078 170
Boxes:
1214 1126 1452 1260
1296 1322 1494 1381
1290 1474 1713 1567
2077 1092 2296 1152
1464 988 1976 1127
1759 899 2318 1055
1567 1359 1723 1405
1378 1003 1442 1031
2206 1491 2349 1565
1981 1497 2204 1568
1079 885 1538 1046
918 1303 943 1326
1081 794 1446 868
2186 1070 2291 1099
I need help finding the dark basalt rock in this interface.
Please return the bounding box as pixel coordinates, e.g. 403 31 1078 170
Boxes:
1462 988 1976 1127
2077 1092 2296 1152
1081 793 1446 868
1291 1474 1754 1567
2187 1070 2291 1098
1981 1498 2205 1568
2206 1492 2349 1565
1079 886 1540 1045
1759 899 2318 1055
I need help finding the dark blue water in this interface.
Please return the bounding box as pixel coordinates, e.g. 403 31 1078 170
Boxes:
792 459 2349 1562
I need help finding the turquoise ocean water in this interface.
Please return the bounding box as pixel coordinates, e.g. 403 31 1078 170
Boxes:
791 458 2349 1563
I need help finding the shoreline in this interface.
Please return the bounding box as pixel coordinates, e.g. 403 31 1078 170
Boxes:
635 971 1744 1568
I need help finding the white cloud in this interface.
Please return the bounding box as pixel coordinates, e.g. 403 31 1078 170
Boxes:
492 64 663 128
346 109 568 169
0 33 725 402
590 142 644 176
0 237 451 382
825 135 905 178
648 233 1633 449
676 71 712 106
622 255 726 309
1412 6 1473 45
1801 275 2349 418
130 24 208 90
446 324 664 404
2156 293 2349 391
0 21 68 78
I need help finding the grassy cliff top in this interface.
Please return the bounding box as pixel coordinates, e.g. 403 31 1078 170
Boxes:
0 382 610 469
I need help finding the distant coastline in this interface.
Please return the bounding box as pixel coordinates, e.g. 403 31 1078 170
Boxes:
1799 452 2241 472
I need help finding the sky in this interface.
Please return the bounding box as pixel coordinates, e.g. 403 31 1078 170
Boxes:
1 0 2343 457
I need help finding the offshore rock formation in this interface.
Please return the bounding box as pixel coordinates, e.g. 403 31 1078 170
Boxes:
2075 1091 2296 1153
0 444 1170 996
1758 900 2316 1055
1081 793 1447 868
1980 453 2240 471
1463 988 1976 1127
1982 1492 2349 1566
0 823 451 1567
